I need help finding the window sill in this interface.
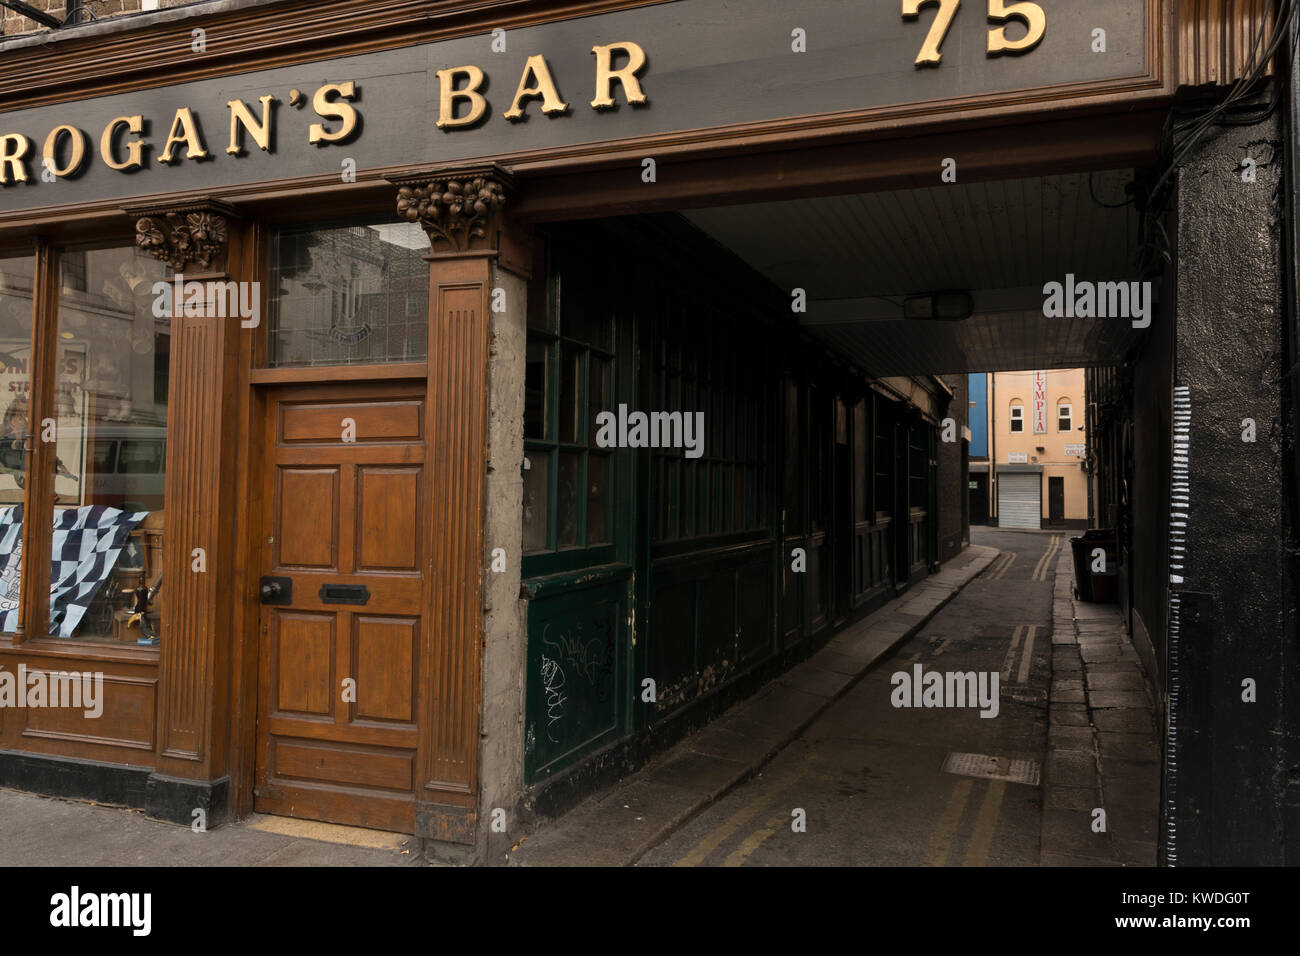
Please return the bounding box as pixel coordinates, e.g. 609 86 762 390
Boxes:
0 636 161 663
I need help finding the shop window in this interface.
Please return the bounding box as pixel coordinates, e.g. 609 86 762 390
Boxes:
44 247 169 643
266 221 430 367
1058 402 1073 432
1009 403 1025 433
522 247 616 558
0 254 36 631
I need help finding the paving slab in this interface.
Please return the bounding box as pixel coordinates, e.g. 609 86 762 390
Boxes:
1092 708 1157 734
778 659 855 699
651 751 751 801
1049 726 1096 751
1080 645 1135 664
1088 689 1151 710
1050 705 1092 727
1085 671 1148 692
1112 839 1159 866
1097 732 1160 763
1046 750 1099 789
1050 684 1087 704
1086 661 1149 675
745 685 827 731
1045 786 1103 812
1040 809 1114 860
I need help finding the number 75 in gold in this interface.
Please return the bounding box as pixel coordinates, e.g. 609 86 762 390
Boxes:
902 0 1047 67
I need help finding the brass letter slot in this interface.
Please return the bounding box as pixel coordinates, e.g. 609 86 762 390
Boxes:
318 583 370 605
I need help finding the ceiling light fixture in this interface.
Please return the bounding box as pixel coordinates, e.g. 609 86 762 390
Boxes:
902 291 974 322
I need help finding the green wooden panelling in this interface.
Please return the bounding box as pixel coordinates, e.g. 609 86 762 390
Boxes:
524 572 629 784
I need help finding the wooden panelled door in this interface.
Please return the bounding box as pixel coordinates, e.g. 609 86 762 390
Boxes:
254 381 427 832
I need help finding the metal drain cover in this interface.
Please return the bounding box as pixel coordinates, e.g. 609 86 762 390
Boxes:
1004 687 1048 705
941 752 1041 786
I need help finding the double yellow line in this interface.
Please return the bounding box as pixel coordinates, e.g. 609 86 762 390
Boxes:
1032 535 1063 582
1001 624 1038 685
989 551 1017 580
673 768 806 867
924 778 1008 867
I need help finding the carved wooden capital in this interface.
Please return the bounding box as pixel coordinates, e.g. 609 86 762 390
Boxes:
123 198 241 274
388 164 514 255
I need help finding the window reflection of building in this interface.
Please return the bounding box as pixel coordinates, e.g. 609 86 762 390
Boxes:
51 247 169 643
0 257 35 510
268 222 431 368
58 248 168 512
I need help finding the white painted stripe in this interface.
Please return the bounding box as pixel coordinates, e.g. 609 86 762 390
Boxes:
1017 624 1037 685
1001 625 1024 681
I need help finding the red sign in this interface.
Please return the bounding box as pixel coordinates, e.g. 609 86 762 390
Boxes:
1033 371 1047 434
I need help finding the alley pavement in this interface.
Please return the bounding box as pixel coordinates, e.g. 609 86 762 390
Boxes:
517 528 1160 867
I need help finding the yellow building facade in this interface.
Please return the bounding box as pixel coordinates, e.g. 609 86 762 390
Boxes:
983 369 1089 530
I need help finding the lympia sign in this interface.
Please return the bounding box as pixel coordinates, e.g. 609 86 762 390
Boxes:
1033 371 1047 434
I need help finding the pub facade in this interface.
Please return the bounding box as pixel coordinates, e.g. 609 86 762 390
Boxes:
0 0 1295 866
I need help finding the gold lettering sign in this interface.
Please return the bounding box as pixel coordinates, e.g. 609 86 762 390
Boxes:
590 42 649 109
0 41 650 188
436 66 489 129
157 107 210 164
42 125 89 178
0 133 32 185
504 55 569 121
227 95 276 155
100 115 146 172
307 82 360 145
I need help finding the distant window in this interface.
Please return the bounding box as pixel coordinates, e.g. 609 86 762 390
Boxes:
1009 404 1024 433
1058 403 1073 432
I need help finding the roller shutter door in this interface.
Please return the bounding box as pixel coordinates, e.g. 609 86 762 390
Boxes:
997 473 1041 530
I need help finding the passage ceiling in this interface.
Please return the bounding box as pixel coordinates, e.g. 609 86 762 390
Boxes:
683 169 1150 376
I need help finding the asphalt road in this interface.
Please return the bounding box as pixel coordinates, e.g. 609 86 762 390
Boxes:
639 528 1064 867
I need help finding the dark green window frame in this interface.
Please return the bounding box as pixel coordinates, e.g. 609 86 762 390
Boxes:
521 245 620 577
649 305 771 552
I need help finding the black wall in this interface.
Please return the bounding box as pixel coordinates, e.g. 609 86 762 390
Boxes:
1168 85 1289 865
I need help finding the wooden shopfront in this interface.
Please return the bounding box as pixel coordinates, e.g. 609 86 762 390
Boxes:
0 0 1199 857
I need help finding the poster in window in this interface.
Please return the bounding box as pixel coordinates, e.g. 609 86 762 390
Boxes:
0 343 88 507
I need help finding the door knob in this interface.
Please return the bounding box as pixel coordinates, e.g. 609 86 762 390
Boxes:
259 575 292 605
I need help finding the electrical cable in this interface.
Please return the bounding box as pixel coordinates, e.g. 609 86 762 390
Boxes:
1134 0 1293 278
1088 171 1134 209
